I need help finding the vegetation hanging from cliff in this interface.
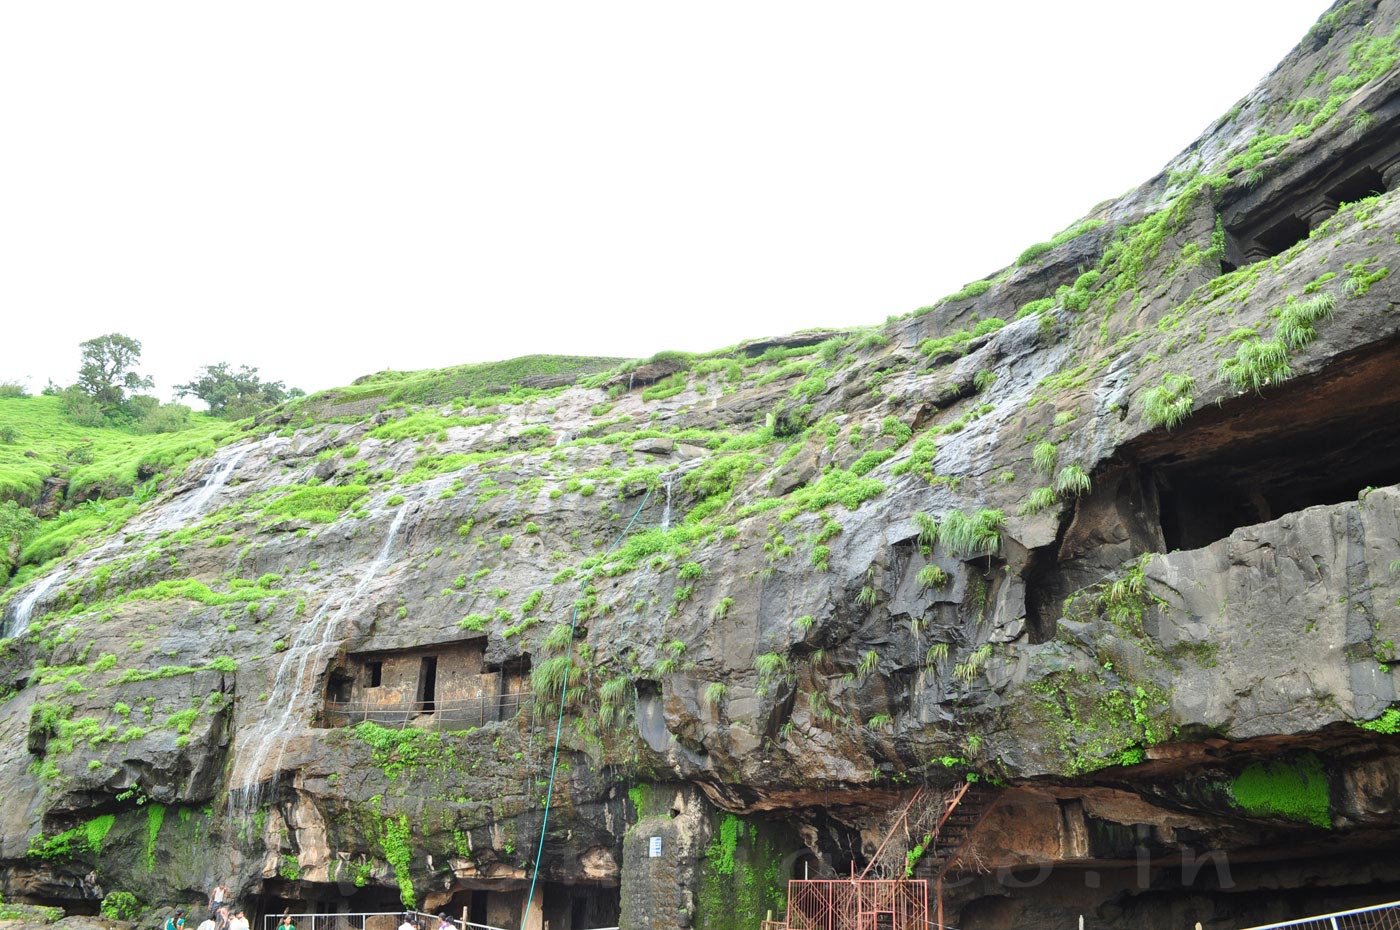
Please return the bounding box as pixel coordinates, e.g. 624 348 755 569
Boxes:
1228 754 1331 828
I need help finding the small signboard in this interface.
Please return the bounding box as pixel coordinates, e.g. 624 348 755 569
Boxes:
648 836 663 858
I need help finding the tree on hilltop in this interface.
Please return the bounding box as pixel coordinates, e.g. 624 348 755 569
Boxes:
76 333 154 414
175 362 301 419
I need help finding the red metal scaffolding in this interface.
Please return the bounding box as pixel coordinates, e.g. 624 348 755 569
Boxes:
784 878 929 930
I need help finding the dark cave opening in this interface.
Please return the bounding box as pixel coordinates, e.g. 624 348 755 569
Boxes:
1222 129 1399 263
952 844 1400 930
468 891 488 925
1147 338 1400 552
1250 212 1310 259
416 655 438 714
1327 164 1386 206
1023 336 1400 634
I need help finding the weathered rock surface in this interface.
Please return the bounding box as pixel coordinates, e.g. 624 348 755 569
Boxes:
4 3 1400 929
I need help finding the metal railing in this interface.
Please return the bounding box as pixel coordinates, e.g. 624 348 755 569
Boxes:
786 879 929 930
323 692 533 730
262 913 615 930
263 911 502 930
1242 900 1400 929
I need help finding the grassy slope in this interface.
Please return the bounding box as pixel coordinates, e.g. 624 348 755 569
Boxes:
0 355 638 593
0 396 237 504
306 354 629 408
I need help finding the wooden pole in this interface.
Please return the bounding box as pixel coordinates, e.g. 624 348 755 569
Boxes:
936 877 944 930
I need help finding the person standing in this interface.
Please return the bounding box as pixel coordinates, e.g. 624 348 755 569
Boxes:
165 911 186 930
209 883 229 917
229 909 250 930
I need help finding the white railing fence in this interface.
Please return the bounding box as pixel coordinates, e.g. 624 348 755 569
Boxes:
261 911 501 930
261 912 615 930
1242 900 1400 930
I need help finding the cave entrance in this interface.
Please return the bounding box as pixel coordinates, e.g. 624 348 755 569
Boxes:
1025 336 1400 634
467 891 488 926
327 670 354 703
1251 212 1310 259
1328 164 1386 205
444 883 617 930
1222 127 1400 264
563 886 620 929
1140 336 1400 551
417 656 438 714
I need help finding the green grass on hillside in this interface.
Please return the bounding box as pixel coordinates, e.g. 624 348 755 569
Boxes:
305 355 627 410
0 396 238 505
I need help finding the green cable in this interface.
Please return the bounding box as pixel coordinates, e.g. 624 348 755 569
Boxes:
519 485 655 930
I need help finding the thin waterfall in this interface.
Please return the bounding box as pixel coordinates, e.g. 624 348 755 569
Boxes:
661 476 674 531
148 442 259 535
226 491 428 816
176 445 254 520
4 570 65 638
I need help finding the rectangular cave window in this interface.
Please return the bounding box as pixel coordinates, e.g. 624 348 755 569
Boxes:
418 655 438 713
366 661 382 688
327 671 353 703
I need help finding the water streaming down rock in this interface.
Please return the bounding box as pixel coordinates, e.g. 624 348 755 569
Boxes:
148 443 258 536
661 476 674 531
178 445 254 519
225 490 431 817
3 570 65 639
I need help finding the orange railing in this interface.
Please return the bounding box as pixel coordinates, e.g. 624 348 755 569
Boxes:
786 878 929 930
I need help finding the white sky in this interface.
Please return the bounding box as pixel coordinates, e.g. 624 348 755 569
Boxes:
1 1 1333 401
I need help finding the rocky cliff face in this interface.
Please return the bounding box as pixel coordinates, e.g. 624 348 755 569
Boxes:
4 3 1400 929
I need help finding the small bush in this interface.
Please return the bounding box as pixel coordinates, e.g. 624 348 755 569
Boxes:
944 279 994 303
101 891 141 921
917 564 949 590
880 416 912 445
1016 297 1055 319
850 448 895 476
1018 487 1056 516
1220 339 1291 393
1054 464 1092 497
1032 442 1057 476
971 317 1006 337
1141 373 1196 429
754 652 787 679
1016 241 1054 266
937 509 1004 557
1276 293 1335 349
